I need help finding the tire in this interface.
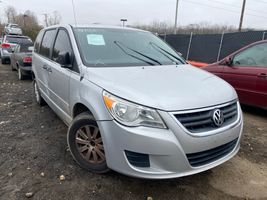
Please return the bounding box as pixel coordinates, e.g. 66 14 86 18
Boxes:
1 58 6 65
67 112 109 173
33 79 46 106
18 67 25 80
11 63 16 71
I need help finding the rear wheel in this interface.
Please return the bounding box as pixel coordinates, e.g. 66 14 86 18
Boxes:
67 112 109 173
18 67 25 80
1 58 6 65
33 80 46 106
11 62 16 71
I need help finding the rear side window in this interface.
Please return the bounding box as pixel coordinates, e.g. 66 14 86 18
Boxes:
39 29 56 58
52 30 73 62
20 43 34 53
34 30 44 53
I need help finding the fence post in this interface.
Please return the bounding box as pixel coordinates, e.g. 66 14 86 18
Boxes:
262 32 266 40
186 32 193 60
217 32 224 62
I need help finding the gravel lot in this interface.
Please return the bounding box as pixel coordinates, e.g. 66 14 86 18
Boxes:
0 63 266 200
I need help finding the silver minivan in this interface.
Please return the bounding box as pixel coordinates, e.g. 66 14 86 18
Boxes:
32 25 243 179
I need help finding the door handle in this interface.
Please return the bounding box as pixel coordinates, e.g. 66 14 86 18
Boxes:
42 65 48 70
257 73 267 78
47 67 52 73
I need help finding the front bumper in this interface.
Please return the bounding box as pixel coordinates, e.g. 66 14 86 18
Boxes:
98 103 243 179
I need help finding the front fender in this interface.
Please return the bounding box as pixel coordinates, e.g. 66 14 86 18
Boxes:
69 76 113 121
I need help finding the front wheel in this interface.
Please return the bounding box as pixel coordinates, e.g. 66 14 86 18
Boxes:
67 112 109 173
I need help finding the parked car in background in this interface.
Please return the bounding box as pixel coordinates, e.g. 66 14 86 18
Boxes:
4 23 22 35
0 35 32 64
10 43 34 80
32 25 243 179
203 40 267 109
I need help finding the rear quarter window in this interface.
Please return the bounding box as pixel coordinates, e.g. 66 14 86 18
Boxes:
39 29 57 58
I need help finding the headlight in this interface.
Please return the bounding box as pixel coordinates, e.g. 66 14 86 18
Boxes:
103 91 167 129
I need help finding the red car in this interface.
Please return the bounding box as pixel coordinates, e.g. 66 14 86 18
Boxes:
203 40 267 108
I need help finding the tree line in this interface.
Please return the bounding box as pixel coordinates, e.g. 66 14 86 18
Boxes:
0 6 61 41
132 20 256 35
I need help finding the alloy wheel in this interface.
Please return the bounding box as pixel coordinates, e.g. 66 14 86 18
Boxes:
75 125 105 164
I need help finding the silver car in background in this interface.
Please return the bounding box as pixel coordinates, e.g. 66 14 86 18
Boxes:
4 23 23 35
32 25 243 179
0 35 32 64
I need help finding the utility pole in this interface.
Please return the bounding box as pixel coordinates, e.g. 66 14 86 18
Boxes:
43 13 48 27
238 0 246 31
23 14 28 28
174 0 179 34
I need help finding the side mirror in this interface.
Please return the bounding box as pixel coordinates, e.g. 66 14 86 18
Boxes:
57 52 72 68
224 56 233 66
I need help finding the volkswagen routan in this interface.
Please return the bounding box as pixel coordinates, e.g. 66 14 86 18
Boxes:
32 25 243 179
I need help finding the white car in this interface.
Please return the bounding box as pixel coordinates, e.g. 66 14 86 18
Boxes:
4 24 22 35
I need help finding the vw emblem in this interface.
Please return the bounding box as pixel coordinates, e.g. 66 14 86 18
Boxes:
212 109 224 127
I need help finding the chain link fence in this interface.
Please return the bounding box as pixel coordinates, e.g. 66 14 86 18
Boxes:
161 31 267 63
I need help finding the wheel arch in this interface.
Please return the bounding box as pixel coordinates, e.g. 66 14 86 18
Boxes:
16 62 20 70
72 103 94 119
32 71 35 79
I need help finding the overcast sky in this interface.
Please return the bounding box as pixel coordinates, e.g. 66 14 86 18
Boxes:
1 0 267 29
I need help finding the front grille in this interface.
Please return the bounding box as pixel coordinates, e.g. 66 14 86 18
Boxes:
125 150 150 168
174 102 238 133
186 138 238 167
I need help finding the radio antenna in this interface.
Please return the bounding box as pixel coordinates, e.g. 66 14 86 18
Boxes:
71 0 78 26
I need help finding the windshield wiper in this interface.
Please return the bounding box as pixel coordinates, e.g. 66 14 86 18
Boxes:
114 41 162 66
149 42 185 65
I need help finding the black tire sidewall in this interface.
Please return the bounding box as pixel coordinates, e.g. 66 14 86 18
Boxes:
1 59 5 65
67 113 109 173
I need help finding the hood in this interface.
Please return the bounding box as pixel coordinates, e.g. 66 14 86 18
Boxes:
86 65 237 111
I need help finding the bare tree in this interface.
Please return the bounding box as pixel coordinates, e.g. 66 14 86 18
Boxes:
1 6 42 40
5 6 17 23
132 20 241 35
47 11 62 26
14 10 42 40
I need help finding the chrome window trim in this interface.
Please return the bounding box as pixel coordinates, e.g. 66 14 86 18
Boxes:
170 100 241 137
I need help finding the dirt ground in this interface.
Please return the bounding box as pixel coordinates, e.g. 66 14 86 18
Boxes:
0 63 266 200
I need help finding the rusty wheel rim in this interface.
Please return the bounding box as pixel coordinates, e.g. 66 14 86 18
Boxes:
75 125 105 164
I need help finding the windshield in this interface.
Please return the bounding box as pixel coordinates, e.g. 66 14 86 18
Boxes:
74 28 185 67
11 25 19 28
